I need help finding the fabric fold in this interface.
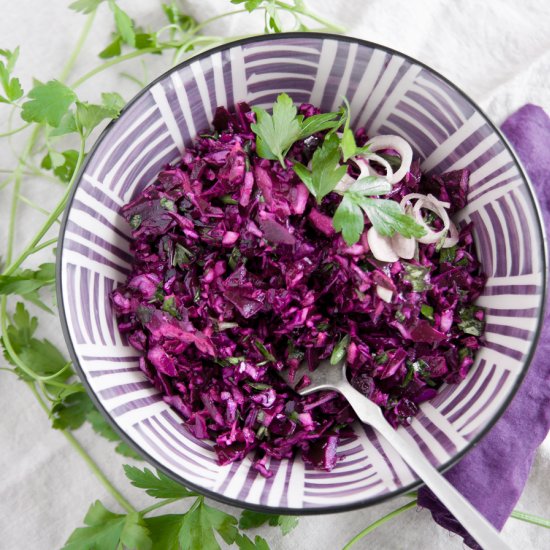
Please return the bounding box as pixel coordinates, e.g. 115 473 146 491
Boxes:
418 104 550 549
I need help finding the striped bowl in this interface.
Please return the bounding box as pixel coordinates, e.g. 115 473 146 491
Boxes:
57 33 546 513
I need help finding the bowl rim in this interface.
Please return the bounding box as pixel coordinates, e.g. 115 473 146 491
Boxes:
56 31 548 515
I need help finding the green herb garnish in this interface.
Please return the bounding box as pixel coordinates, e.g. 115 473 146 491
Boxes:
251 92 342 166
161 295 180 318
293 133 347 202
403 263 430 292
458 305 485 336
173 243 193 267
160 197 176 211
420 304 434 321
129 214 141 229
440 245 457 263
330 334 350 365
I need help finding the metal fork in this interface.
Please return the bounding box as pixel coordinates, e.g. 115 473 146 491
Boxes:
282 360 511 550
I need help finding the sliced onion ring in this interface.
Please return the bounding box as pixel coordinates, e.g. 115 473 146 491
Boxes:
365 135 413 185
335 158 371 192
364 152 393 182
401 193 451 245
443 221 459 248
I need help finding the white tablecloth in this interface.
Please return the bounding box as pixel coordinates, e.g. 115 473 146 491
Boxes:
1 1 549 548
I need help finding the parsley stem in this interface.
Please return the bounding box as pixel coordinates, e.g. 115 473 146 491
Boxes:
342 500 417 550
273 1 346 33
2 138 85 277
0 367 17 374
141 497 183 516
0 173 15 192
63 429 137 513
27 382 137 514
71 48 161 89
17 193 53 217
0 303 75 385
6 167 22 265
193 9 247 32
38 361 73 382
511 510 550 529
0 123 31 138
59 11 97 84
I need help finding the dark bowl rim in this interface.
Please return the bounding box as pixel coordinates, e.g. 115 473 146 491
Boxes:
56 31 548 516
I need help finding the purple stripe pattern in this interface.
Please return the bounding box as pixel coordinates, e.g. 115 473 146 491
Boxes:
59 35 545 511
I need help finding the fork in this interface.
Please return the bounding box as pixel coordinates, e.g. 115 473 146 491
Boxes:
282 360 511 550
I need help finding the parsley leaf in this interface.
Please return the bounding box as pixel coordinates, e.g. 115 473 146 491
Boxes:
109 0 136 46
0 48 23 103
61 501 152 550
99 37 122 59
251 93 302 165
348 176 391 196
162 2 197 29
2 303 71 382
102 91 125 112
76 98 121 137
0 263 55 298
179 500 238 550
144 515 183 550
333 194 364 245
296 110 345 140
86 409 120 441
293 133 347 202
339 98 370 161
42 149 79 182
231 0 263 12
69 0 106 13
21 80 77 127
145 501 241 550
252 93 341 166
86 406 143 461
235 533 270 550
124 465 196 499
239 510 299 536
48 112 79 137
51 391 94 430
278 516 299 536
354 196 426 238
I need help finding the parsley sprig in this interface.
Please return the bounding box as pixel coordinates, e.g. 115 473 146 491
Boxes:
251 93 343 166
252 93 425 245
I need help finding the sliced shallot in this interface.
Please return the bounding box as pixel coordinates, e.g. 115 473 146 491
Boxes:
391 232 416 259
444 221 459 248
365 135 413 184
400 193 456 248
334 158 371 192
367 226 399 262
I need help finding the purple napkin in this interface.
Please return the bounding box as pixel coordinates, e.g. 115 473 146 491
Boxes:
418 104 550 549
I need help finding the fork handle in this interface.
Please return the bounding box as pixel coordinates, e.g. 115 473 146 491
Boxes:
339 383 512 550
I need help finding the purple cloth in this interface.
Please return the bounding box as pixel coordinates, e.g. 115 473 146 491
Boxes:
418 104 550 549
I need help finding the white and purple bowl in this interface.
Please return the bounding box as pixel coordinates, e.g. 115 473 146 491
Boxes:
57 33 547 514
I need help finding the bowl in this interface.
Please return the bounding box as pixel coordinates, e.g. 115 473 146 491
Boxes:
57 33 546 514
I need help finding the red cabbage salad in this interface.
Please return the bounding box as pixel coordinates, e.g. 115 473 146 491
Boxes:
112 94 486 475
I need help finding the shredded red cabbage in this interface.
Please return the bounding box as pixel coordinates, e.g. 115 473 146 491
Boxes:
112 102 486 476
